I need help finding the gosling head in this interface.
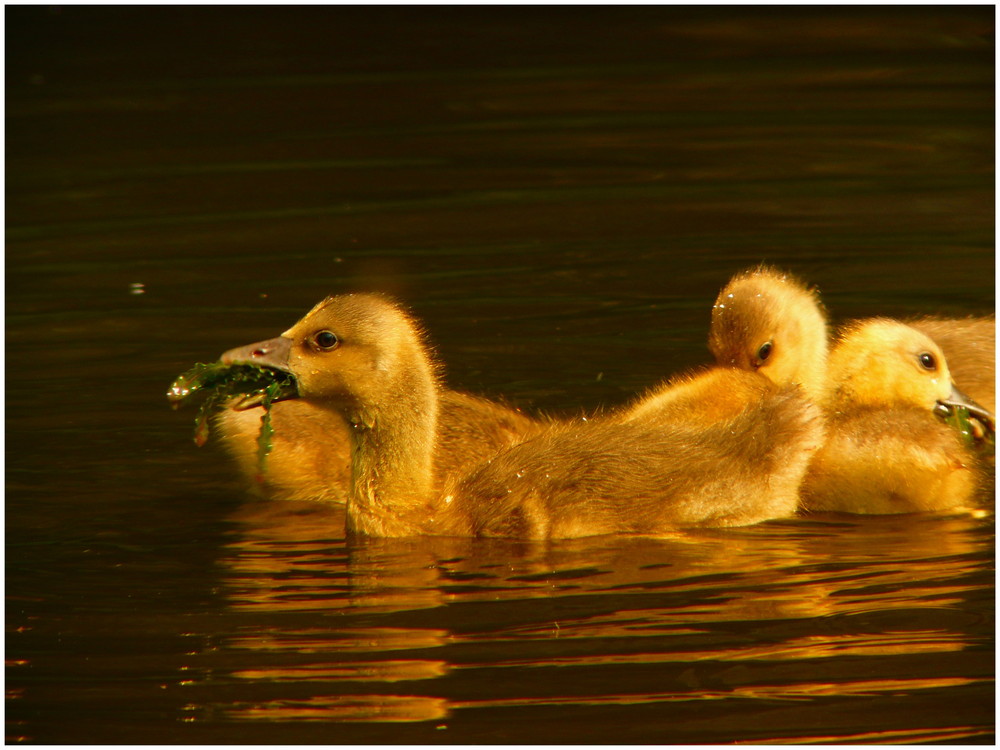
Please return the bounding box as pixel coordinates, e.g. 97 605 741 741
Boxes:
826 318 994 430
220 294 439 412
708 266 829 401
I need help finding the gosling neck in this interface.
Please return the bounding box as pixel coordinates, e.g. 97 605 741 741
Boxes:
341 362 440 537
775 293 829 406
795 335 830 406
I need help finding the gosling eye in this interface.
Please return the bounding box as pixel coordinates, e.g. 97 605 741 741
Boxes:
312 330 340 351
918 351 937 371
754 341 773 366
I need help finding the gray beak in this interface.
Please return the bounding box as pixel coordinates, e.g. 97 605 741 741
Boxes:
219 336 297 410
220 336 293 372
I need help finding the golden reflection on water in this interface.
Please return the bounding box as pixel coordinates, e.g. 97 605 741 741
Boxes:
762 726 986 744
483 629 966 668
227 627 451 654
192 502 992 729
448 676 984 708
219 694 450 723
231 659 449 683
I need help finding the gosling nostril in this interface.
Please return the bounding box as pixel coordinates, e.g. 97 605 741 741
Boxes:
220 336 291 367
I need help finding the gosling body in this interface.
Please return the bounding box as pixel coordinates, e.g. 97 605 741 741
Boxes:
214 390 541 503
242 293 823 539
706 267 993 515
801 319 991 514
447 386 822 538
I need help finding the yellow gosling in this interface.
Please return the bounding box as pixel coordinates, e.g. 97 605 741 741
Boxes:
239 293 824 538
215 300 544 504
708 266 829 404
802 319 993 514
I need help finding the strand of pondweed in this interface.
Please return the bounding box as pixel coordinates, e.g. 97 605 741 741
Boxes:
168 362 297 475
254 379 287 480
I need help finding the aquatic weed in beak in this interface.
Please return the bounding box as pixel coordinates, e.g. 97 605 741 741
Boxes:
938 403 996 453
167 362 298 473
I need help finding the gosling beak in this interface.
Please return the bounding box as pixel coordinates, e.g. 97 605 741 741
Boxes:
934 384 995 435
220 336 298 410
221 336 292 369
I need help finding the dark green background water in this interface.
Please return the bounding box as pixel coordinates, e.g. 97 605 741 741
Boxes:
6 6 994 743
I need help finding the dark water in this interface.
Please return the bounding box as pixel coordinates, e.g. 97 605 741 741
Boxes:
6 6 994 744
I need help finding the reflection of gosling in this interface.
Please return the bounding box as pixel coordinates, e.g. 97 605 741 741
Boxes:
802 319 993 514
214 301 544 504
236 293 823 538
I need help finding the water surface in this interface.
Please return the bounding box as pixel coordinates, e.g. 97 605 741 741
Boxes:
6 6 994 744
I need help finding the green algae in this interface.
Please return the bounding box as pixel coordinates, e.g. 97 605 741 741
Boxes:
167 362 297 474
941 404 995 454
